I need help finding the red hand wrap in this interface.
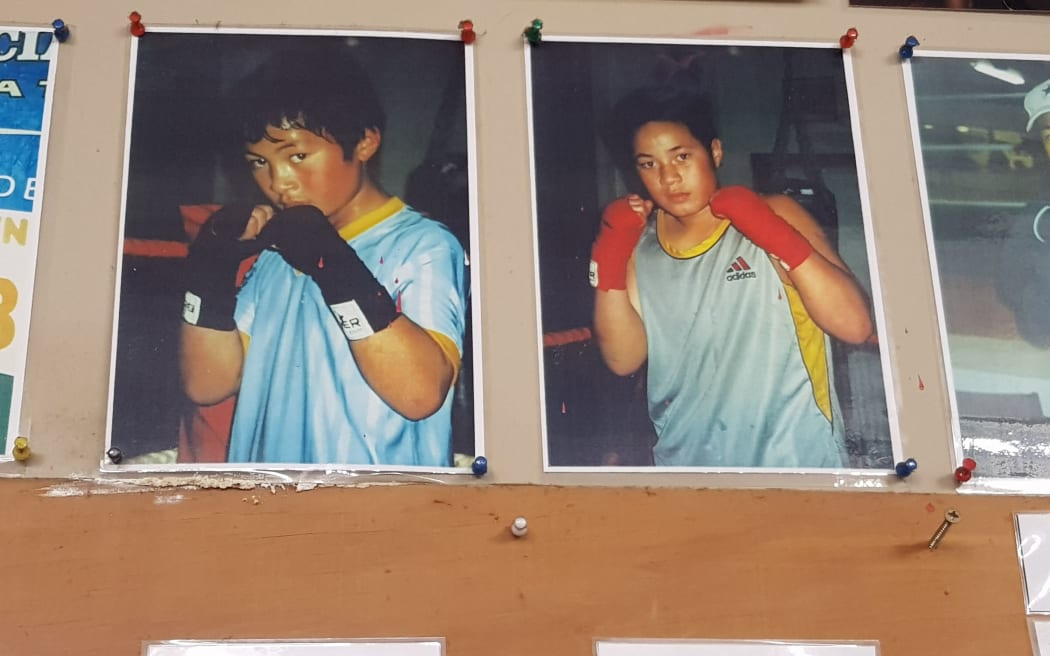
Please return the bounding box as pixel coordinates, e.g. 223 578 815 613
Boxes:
589 198 646 291
709 186 813 269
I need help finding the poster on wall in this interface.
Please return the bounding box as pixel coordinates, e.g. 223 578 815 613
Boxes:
144 640 444 656
106 28 482 473
595 639 879 655
528 37 900 472
903 52 1050 487
0 27 58 460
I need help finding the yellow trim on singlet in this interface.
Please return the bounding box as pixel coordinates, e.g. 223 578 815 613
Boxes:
337 197 406 241
656 209 732 259
783 282 832 422
426 330 462 385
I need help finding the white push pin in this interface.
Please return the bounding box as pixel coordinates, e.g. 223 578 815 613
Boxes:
510 516 528 538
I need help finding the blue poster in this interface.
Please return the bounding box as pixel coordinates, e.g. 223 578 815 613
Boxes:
0 30 51 131
0 27 57 459
0 134 40 213
0 30 52 215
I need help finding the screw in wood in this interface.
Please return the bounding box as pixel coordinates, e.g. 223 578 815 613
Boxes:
928 509 960 550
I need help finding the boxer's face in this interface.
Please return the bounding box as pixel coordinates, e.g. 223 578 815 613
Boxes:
632 121 722 221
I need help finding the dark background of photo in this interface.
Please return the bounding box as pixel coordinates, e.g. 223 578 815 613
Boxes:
111 32 476 461
530 41 893 468
908 56 1050 478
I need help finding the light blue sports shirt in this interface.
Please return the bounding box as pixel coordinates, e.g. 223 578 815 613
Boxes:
635 213 847 468
229 198 467 467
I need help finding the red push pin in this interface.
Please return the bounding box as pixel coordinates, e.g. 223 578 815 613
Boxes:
129 11 146 37
458 20 476 44
954 457 977 483
839 27 858 49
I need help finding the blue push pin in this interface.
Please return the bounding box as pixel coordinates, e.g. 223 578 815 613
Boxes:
52 19 70 43
894 458 918 478
899 35 919 59
471 455 488 476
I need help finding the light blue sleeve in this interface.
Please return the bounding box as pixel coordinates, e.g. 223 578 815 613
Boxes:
233 254 266 337
393 232 467 353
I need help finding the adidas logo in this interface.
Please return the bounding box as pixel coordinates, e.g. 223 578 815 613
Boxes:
725 255 757 281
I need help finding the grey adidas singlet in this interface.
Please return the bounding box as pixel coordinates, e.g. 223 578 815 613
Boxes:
634 216 848 468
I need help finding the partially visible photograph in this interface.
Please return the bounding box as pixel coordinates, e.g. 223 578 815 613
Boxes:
107 29 481 472
528 38 899 472
852 0 1050 12
905 53 1050 481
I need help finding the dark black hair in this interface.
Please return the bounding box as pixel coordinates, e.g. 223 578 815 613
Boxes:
601 84 718 188
227 37 386 159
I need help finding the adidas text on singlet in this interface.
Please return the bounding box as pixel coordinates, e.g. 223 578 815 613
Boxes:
633 213 847 468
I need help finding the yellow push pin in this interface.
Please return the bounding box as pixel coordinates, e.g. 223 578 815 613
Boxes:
11 436 31 461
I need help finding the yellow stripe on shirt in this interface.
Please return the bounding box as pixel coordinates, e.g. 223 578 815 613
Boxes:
783 282 833 422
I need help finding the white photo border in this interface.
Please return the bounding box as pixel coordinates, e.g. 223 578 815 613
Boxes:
526 35 902 476
103 26 484 475
902 50 1050 495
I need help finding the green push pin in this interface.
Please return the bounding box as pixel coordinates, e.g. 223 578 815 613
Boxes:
523 18 543 45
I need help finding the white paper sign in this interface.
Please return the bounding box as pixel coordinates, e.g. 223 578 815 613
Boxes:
0 26 58 459
596 640 879 656
1032 619 1050 655
1016 513 1050 613
145 640 443 656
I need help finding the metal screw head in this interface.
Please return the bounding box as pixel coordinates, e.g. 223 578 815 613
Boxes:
106 447 124 464
928 509 961 550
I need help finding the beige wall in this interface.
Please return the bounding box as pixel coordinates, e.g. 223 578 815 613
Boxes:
2 0 1046 491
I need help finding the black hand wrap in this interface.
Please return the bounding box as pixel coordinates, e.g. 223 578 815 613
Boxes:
182 203 266 331
260 205 399 340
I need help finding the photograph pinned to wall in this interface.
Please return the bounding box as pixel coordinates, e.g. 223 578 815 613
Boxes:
903 52 1050 489
0 26 59 461
527 37 899 472
595 639 879 656
106 28 482 473
144 640 444 656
